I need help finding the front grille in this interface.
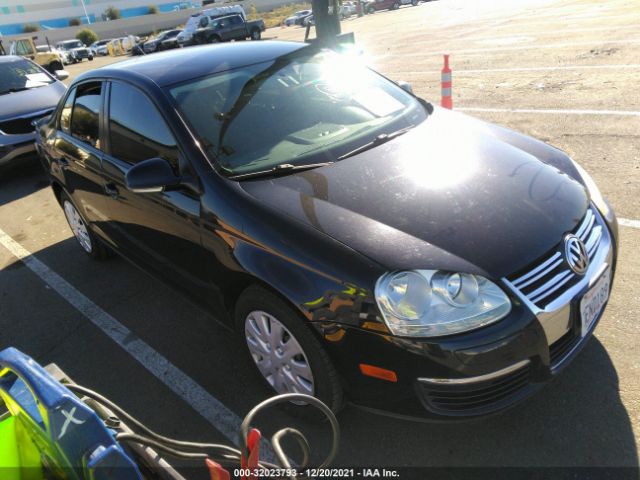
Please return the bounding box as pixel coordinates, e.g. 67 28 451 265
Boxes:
0 112 51 135
419 362 532 415
506 208 603 310
549 329 580 367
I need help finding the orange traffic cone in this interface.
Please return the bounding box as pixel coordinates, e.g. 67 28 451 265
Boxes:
441 54 452 109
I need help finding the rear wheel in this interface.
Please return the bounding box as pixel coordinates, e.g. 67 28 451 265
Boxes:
61 193 111 260
236 286 344 415
250 28 261 40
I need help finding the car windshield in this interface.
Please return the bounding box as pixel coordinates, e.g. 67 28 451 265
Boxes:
0 59 53 95
169 49 427 176
59 41 82 50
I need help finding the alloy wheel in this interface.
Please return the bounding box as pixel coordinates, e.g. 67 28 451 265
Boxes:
244 310 315 398
63 200 93 253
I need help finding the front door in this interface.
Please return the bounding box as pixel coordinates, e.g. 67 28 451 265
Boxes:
100 80 209 301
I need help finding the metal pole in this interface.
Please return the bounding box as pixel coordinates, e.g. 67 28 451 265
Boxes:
79 0 91 24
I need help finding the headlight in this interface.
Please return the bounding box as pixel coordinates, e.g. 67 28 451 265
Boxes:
375 270 511 337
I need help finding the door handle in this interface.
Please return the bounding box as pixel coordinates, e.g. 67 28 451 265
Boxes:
104 182 119 199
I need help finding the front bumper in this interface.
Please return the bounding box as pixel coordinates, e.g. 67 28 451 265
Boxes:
0 133 37 167
319 206 618 420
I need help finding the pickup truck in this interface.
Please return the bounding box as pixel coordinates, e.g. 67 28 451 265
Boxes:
7 37 66 73
364 0 419 13
193 14 265 43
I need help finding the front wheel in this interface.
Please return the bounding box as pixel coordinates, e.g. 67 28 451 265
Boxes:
236 286 344 414
61 193 111 260
250 28 261 40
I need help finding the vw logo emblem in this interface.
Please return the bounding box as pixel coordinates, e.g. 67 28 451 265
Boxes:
564 234 589 275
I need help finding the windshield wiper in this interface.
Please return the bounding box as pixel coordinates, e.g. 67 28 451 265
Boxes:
337 125 414 161
227 162 334 180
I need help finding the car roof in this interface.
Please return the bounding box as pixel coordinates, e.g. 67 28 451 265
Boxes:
76 41 307 88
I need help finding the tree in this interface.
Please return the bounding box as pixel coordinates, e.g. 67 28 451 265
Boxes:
147 5 158 14
104 6 121 20
76 28 98 46
22 24 39 33
69 18 82 26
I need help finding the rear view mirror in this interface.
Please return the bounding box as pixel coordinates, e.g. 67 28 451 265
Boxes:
125 158 180 193
54 70 69 81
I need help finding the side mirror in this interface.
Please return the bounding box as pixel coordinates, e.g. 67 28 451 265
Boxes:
125 158 181 193
397 80 413 94
54 70 69 81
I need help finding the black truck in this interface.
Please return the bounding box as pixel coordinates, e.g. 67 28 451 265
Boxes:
193 14 265 43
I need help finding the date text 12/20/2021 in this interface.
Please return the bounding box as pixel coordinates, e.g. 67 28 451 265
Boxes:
233 468 400 478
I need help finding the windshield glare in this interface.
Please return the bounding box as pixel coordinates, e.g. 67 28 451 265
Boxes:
170 50 426 176
0 60 53 95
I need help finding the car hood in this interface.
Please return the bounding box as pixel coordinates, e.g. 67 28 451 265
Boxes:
0 81 65 123
240 108 589 278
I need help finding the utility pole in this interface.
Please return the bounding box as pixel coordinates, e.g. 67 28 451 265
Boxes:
311 0 341 45
79 0 91 24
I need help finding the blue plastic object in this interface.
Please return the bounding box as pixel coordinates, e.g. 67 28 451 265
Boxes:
0 347 143 480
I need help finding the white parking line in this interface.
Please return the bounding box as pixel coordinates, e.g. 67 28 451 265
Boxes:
460 23 640 43
382 38 640 58
0 227 249 450
395 64 640 75
457 107 640 117
619 218 640 229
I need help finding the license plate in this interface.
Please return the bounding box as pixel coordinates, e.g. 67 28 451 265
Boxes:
580 268 611 337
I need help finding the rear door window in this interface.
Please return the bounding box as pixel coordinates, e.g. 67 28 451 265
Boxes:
70 82 102 149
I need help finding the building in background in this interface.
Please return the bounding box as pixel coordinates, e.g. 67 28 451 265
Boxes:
0 0 200 35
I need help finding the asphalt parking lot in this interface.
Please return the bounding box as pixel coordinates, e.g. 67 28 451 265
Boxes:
1 0 639 474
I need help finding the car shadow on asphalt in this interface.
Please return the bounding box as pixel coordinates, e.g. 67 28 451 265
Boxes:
0 158 50 208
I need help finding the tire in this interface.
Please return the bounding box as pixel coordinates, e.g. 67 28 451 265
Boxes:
61 193 112 260
367 6 375 13
88 55 94 61
208 35 220 43
48 60 63 73
235 285 344 415
392 1 400 9
411 0 418 5
250 28 261 40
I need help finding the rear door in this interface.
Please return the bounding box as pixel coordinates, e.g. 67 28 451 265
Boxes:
51 81 110 233
100 80 209 300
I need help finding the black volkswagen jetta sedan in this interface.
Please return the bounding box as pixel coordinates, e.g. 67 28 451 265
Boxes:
36 42 618 420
